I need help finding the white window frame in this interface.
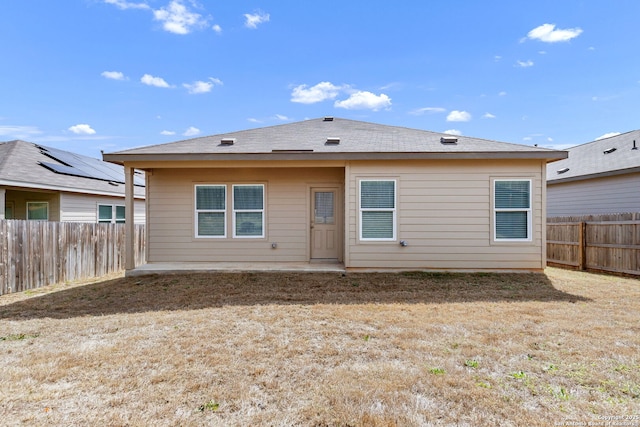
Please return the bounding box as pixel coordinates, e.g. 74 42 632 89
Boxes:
97 204 125 224
493 178 532 242
359 179 397 241
232 184 265 239
195 184 227 238
26 201 48 221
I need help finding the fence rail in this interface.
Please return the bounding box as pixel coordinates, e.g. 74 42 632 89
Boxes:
0 220 145 295
547 213 640 276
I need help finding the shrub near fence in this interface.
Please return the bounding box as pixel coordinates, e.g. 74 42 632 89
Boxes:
0 220 145 295
547 213 640 276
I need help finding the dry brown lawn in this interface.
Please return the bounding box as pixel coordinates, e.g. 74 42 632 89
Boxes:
0 268 638 426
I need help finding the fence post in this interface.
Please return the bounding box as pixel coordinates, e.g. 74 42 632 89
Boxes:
578 221 587 270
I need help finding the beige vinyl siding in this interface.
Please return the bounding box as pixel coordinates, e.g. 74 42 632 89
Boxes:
146 167 343 262
547 172 640 217
345 159 545 270
3 189 60 221
59 193 146 224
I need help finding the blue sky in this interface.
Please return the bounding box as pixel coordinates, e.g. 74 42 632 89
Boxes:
1 0 639 158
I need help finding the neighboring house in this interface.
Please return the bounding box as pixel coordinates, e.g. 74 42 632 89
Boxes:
547 130 640 217
104 117 566 272
0 140 145 223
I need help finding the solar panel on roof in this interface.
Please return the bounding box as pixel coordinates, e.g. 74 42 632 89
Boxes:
39 162 96 179
37 145 144 187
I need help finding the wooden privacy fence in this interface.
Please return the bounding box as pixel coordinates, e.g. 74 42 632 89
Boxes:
0 220 145 295
547 213 640 276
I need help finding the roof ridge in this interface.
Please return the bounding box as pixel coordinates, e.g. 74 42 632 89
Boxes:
0 140 26 174
568 129 640 150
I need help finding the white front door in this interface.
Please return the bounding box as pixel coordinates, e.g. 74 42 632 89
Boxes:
311 188 339 260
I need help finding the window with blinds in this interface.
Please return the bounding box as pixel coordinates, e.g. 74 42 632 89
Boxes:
98 204 125 224
359 179 396 241
233 184 264 238
195 185 226 237
494 179 531 241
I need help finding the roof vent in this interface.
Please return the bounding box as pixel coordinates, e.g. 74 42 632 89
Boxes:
633 140 638 150
326 137 340 145
323 116 334 122
603 147 616 154
440 136 458 144
220 138 235 146
557 167 570 174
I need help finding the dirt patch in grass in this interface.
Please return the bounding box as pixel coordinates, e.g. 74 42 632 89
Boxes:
0 268 638 426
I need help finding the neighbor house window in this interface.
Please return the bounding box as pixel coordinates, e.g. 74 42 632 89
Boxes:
359 179 396 241
27 202 48 221
195 185 226 237
98 205 125 224
233 184 264 238
494 179 532 241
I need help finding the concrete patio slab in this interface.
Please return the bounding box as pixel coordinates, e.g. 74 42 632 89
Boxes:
127 262 346 277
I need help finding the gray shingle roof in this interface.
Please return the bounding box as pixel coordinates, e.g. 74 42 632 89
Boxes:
547 130 640 183
0 140 145 198
104 117 565 162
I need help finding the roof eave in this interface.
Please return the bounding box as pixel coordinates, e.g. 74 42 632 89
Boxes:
548 166 640 184
104 150 567 165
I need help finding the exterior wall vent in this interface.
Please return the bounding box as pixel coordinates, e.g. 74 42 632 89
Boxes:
440 136 458 144
220 138 235 146
603 147 616 154
326 137 340 145
557 167 570 174
323 116 334 122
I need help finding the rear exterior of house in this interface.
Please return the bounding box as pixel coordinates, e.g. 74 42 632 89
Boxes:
104 117 566 272
0 140 145 224
547 130 640 217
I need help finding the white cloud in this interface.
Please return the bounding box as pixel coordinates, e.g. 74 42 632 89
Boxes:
494 55 502 61
498 91 507 96
183 77 223 94
244 11 270 29
0 125 43 138
538 50 547 55
483 112 496 119
334 91 392 111
526 23 583 43
446 110 471 122
101 71 127 80
523 137 532 141
595 132 621 141
443 129 462 136
104 0 150 10
183 126 200 136
516 60 534 68
274 114 290 121
68 124 96 135
160 130 176 136
212 24 222 33
141 74 171 88
291 82 343 104
153 0 208 35
409 107 446 115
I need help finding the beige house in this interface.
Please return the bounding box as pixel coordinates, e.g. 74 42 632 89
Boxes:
0 140 145 223
104 117 566 273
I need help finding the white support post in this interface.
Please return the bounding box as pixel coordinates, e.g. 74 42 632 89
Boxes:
0 188 5 220
125 166 135 270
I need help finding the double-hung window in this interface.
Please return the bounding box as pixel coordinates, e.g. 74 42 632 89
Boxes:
195 185 226 237
493 179 532 241
359 179 396 241
233 184 264 238
98 205 125 224
27 202 48 221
